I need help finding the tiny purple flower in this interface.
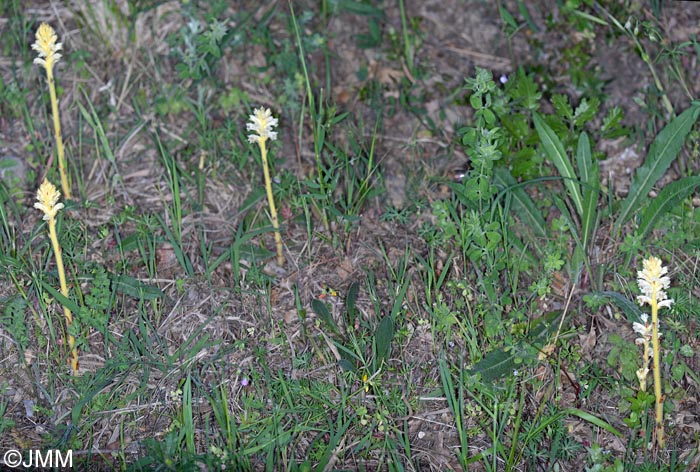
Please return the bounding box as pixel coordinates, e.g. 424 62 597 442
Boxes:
499 74 508 84
240 377 249 387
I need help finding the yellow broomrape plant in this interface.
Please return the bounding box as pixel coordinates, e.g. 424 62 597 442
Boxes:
636 256 673 448
247 107 284 266
33 23 70 199
35 179 78 375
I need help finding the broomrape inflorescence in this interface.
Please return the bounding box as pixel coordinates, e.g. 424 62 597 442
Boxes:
247 107 284 266
33 23 70 199
35 179 78 375
635 256 672 448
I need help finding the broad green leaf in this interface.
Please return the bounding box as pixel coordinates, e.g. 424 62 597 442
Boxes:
312 299 339 334
493 168 547 238
581 162 600 252
576 132 592 186
615 104 700 231
469 311 561 382
469 347 519 382
374 316 394 367
637 176 700 239
592 291 643 323
112 275 163 300
533 112 583 216
338 0 385 17
345 282 360 325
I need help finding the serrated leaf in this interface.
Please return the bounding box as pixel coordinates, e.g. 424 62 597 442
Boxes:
312 299 339 334
637 176 700 239
512 69 541 110
533 112 583 216
615 105 700 232
573 97 600 127
552 94 573 121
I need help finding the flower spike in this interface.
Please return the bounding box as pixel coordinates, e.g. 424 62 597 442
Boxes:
32 23 70 198
34 179 64 221
635 256 672 448
32 23 63 71
247 107 279 144
247 107 284 266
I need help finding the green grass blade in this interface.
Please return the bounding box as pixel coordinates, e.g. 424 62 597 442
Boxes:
614 104 700 232
533 112 583 216
562 408 624 437
637 176 700 239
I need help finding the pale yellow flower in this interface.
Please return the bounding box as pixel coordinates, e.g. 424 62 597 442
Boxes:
636 367 649 391
34 179 64 221
32 23 62 70
637 256 673 309
246 107 278 144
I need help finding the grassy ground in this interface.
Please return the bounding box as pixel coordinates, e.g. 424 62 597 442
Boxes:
1 1 700 470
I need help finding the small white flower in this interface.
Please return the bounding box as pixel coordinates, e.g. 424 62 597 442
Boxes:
632 314 651 339
637 256 673 309
246 107 278 144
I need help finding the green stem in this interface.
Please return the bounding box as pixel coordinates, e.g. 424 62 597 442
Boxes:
259 139 285 266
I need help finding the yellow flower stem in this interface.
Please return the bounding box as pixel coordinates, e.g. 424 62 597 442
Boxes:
47 215 78 375
45 65 70 199
259 138 284 266
650 295 664 448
